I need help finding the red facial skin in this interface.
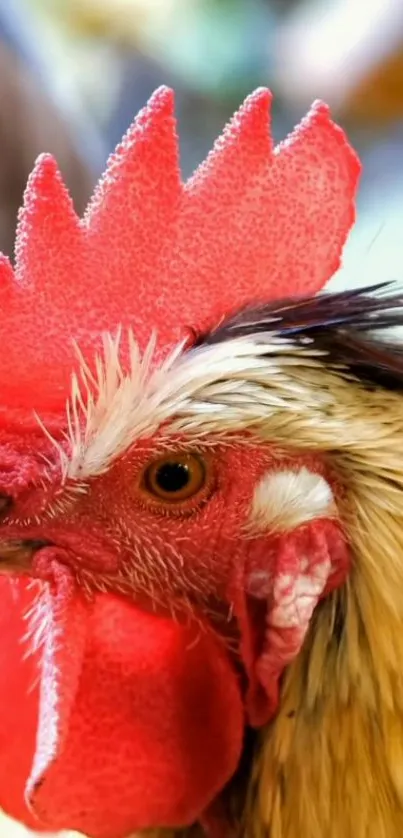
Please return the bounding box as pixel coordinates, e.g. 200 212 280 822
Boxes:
0 431 345 606
0 429 349 837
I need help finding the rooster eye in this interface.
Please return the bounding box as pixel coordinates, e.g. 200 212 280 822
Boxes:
141 454 207 504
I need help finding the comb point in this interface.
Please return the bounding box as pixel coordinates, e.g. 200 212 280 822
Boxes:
85 84 180 232
188 87 273 192
14 151 82 306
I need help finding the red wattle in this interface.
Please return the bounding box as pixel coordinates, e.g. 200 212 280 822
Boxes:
0 576 244 837
0 577 43 830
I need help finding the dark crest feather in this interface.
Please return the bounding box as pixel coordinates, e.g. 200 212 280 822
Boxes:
197 283 403 391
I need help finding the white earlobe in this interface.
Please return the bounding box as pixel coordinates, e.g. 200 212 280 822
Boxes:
247 467 335 534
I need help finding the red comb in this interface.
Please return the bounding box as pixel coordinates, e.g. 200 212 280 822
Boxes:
0 86 360 413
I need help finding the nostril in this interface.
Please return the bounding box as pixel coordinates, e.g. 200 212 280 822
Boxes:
24 539 52 551
0 538 52 572
0 493 12 516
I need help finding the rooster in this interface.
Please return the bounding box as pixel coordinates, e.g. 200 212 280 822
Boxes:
0 86 402 838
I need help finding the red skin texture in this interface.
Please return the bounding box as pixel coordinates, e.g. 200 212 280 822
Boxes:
0 86 359 834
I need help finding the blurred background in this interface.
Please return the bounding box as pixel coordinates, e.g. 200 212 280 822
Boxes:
1 0 403 834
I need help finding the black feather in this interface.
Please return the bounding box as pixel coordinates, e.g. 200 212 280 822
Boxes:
195 283 403 391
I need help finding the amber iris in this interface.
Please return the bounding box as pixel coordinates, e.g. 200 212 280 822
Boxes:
142 454 207 503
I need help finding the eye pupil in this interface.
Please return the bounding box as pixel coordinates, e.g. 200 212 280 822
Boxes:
141 453 209 506
155 462 190 494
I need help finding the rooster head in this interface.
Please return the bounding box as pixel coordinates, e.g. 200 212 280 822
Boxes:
0 87 401 838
